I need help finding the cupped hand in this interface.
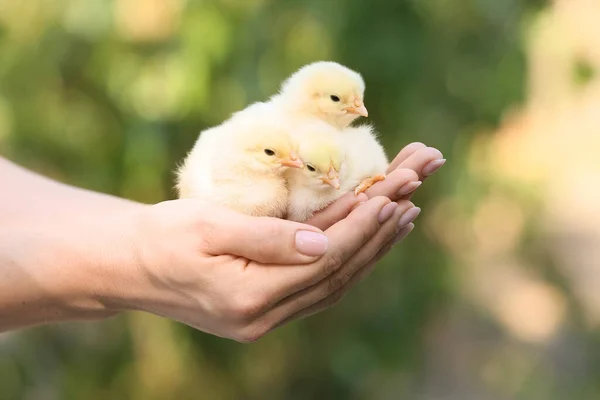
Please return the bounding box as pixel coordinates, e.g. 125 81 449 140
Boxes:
107 197 415 342
306 142 444 231
280 142 444 321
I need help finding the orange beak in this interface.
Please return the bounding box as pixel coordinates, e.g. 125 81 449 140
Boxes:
279 152 304 169
322 177 340 189
345 100 368 117
320 166 340 189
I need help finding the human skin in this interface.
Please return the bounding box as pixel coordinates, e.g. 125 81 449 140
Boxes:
0 143 444 342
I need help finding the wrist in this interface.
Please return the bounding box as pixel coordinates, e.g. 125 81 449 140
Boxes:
0 226 116 331
85 205 156 314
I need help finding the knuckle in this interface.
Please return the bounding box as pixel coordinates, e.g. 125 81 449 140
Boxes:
356 215 378 239
328 289 346 308
195 219 218 250
233 322 270 343
262 221 282 238
231 293 267 321
327 273 346 294
322 248 344 277
251 222 282 258
327 269 352 294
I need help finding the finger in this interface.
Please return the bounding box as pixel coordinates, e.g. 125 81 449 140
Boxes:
266 200 418 323
272 223 415 328
339 222 415 291
364 167 420 202
203 211 329 265
396 147 444 182
396 147 445 201
387 142 427 172
258 196 391 302
303 145 436 230
305 192 368 231
306 168 420 231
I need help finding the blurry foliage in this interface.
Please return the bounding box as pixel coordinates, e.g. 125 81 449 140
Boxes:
8 0 596 399
573 58 595 88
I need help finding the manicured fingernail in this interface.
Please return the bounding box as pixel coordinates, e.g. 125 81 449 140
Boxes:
423 159 446 176
295 231 329 256
392 223 415 245
397 181 422 196
378 202 398 223
398 207 421 228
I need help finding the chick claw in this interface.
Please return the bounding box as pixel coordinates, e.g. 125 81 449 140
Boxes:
354 174 386 196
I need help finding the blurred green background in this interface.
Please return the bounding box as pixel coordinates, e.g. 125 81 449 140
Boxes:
4 0 600 399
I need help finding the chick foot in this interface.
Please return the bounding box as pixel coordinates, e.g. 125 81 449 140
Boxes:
354 174 386 195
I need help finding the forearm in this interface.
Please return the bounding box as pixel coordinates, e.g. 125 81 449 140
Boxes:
0 157 148 331
0 214 138 332
0 157 144 226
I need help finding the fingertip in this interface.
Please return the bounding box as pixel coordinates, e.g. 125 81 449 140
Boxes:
356 192 368 203
345 195 390 222
399 142 427 156
396 199 415 209
397 180 422 197
423 158 446 177
388 145 418 171
392 223 415 245
394 167 419 179
367 195 392 213
371 195 392 204
426 147 444 160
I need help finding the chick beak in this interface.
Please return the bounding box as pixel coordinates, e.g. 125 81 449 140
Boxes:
279 153 304 169
345 101 368 117
323 177 340 189
321 167 340 189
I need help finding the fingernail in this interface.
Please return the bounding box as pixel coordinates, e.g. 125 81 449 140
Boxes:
295 231 329 256
423 159 446 176
378 202 398 223
397 181 422 196
392 223 415 245
398 207 421 229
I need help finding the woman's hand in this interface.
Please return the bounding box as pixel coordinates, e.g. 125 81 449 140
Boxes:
101 142 443 341
305 142 444 230
101 196 417 342
285 143 444 321
0 143 443 337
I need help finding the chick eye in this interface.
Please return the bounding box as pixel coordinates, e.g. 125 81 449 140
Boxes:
264 148 275 156
306 164 316 172
330 95 340 102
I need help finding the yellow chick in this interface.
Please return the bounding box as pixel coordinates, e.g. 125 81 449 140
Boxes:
269 61 368 129
286 122 345 222
339 124 389 195
176 107 304 217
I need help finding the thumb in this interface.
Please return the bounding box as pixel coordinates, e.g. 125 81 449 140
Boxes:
203 211 329 265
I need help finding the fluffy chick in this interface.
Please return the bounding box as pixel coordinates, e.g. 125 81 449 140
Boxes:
176 108 303 217
287 122 389 221
339 124 389 195
286 121 345 222
269 61 368 129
